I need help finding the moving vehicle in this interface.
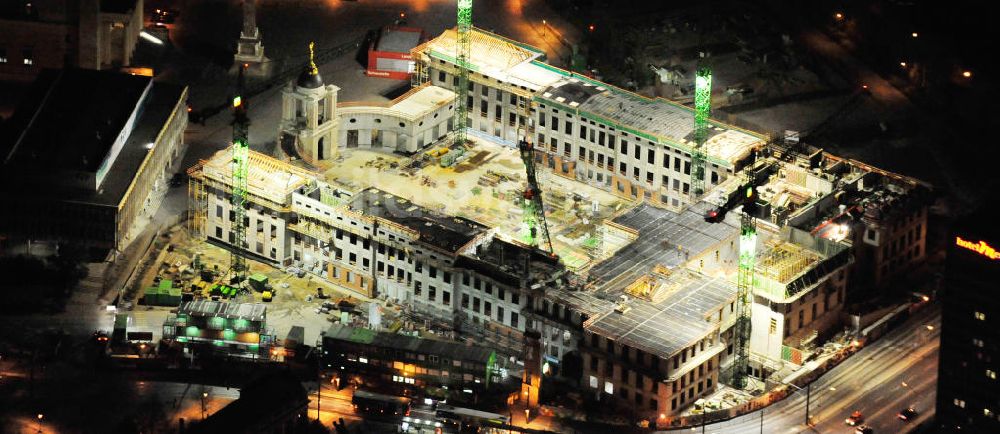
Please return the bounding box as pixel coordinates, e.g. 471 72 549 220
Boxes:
898 407 919 421
352 390 411 417
435 404 509 433
845 410 864 426
855 425 874 434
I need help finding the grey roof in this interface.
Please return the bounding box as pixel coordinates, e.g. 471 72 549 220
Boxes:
456 237 564 289
376 27 422 53
539 78 738 150
179 300 267 322
0 69 185 207
349 188 487 254
585 272 735 360
588 202 737 292
2 69 151 173
323 323 495 363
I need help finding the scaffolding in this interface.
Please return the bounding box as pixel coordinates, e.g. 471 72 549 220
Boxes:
757 242 820 284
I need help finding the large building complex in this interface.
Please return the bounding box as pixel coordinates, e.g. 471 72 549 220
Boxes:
186 27 930 420
936 204 1000 433
412 28 760 211
0 0 144 82
0 68 188 254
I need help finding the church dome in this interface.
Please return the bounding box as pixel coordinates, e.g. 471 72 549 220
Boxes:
297 68 323 89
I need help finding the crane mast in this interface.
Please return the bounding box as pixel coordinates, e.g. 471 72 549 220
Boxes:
691 65 711 197
453 0 472 148
230 65 250 285
732 179 757 389
517 140 554 254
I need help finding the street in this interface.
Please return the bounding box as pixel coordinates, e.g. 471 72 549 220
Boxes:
664 304 939 433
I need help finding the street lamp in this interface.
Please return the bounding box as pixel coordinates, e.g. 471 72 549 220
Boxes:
962 70 972 79
834 12 844 20
37 413 43 433
911 32 919 38
201 392 208 420
900 62 907 68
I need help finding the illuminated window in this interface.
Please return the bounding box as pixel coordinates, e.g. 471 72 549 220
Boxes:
973 338 985 348
954 399 966 408
0 48 7 63
975 311 987 321
359 357 368 364
589 375 598 388
22 49 32 66
604 381 614 395
988 370 997 380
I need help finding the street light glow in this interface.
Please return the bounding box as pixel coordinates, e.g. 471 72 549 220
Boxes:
911 32 919 38
834 12 844 20
962 70 972 78
900 62 907 68
139 30 163 45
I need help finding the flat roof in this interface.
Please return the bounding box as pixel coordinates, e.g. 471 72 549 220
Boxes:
388 84 455 118
415 28 564 92
0 71 185 208
588 202 737 292
324 323 495 362
585 271 734 360
456 237 564 289
179 300 267 322
539 77 761 165
376 26 422 53
2 69 151 174
348 188 487 254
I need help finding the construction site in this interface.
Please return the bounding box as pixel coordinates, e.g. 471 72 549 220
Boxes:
119 1 932 427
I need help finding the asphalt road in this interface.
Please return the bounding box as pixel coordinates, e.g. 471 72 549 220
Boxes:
664 304 940 434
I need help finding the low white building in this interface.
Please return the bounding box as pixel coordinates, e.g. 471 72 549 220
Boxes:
337 84 455 153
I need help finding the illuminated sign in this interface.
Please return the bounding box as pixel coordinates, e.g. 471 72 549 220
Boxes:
956 236 1000 260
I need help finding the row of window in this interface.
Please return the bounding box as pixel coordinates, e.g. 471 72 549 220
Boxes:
0 48 33 65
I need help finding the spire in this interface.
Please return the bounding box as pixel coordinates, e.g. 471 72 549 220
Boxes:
308 41 318 76
296 41 323 89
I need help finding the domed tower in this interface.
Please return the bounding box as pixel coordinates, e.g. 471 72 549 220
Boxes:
277 42 340 162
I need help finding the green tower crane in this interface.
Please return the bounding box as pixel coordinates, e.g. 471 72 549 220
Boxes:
518 140 554 254
732 179 757 389
691 66 711 197
453 0 472 148
704 153 767 389
230 65 250 286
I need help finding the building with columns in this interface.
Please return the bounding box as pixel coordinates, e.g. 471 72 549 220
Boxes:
277 58 339 162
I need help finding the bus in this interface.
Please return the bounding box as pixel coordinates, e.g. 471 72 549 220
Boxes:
352 390 411 417
435 404 509 433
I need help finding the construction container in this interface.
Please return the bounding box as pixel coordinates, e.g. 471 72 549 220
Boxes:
248 273 269 292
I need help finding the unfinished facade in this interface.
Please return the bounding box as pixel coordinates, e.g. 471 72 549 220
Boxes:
184 27 933 422
411 28 760 211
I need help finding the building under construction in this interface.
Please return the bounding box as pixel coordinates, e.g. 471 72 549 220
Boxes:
185 28 930 423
